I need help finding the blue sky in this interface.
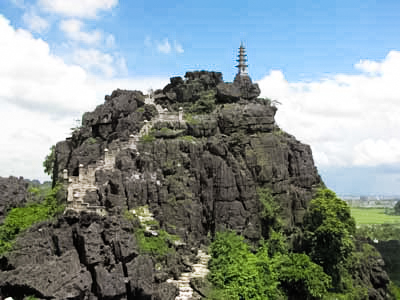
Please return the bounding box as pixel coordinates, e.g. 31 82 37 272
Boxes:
1 0 400 195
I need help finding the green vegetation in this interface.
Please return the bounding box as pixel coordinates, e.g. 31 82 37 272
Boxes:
274 252 331 299
389 282 400 299
0 184 65 254
184 113 200 125
207 231 331 300
207 188 383 299
207 231 281 299
273 126 285 136
155 127 185 138
356 224 400 241
304 189 356 291
351 208 400 225
177 135 197 143
188 90 216 114
86 137 97 145
135 228 177 257
140 132 156 143
43 145 55 179
257 187 280 230
124 207 179 258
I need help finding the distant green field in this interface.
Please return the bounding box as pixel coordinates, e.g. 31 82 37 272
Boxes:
351 208 400 225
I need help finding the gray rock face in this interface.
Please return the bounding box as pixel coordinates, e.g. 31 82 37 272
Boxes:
215 73 261 104
0 176 28 225
50 76 322 247
0 214 180 299
0 71 390 299
354 242 391 300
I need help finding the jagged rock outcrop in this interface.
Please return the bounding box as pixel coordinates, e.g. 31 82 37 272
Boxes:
353 242 391 300
0 213 183 299
0 176 28 225
0 71 390 299
216 73 261 103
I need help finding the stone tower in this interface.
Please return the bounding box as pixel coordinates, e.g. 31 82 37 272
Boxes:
233 42 259 98
236 42 249 76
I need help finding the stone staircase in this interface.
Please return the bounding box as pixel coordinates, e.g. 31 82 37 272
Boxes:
167 250 211 300
64 96 184 215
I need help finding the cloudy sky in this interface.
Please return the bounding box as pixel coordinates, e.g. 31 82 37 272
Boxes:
1 0 400 195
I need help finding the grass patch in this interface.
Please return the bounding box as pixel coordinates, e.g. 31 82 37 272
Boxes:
135 228 177 257
178 135 197 143
184 113 200 125
351 208 400 225
0 184 65 254
140 133 155 143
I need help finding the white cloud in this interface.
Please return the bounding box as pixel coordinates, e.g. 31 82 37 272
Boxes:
147 37 184 54
353 139 400 166
72 48 127 77
157 38 171 54
0 14 168 181
0 15 96 114
257 50 400 168
355 59 382 75
59 19 102 45
38 0 118 18
22 11 49 33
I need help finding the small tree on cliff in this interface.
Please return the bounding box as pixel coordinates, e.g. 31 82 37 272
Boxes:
303 188 356 290
43 145 55 179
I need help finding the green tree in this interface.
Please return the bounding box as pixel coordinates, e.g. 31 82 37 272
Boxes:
273 253 331 300
207 230 331 299
303 188 356 290
207 231 280 299
43 145 55 179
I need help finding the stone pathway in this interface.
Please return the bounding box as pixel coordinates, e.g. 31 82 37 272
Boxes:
64 95 184 215
167 249 211 300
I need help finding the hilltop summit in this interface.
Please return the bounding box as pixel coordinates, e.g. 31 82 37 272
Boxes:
0 46 391 299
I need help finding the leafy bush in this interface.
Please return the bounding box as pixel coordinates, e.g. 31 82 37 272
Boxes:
86 137 97 145
207 231 280 299
257 187 280 228
304 188 356 290
207 231 331 299
140 133 155 143
274 253 331 299
0 184 65 254
184 113 200 125
135 228 177 257
189 90 216 114
388 281 400 299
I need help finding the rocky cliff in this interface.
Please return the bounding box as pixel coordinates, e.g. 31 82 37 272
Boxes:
0 176 28 225
0 71 389 299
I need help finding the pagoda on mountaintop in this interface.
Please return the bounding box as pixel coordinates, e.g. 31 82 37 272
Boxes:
236 42 249 76
233 42 255 95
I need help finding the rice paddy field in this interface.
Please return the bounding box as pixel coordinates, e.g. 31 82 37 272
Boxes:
350 208 400 225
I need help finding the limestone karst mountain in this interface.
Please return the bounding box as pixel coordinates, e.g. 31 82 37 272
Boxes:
0 68 391 299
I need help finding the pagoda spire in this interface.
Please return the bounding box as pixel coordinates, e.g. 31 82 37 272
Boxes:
236 42 248 76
